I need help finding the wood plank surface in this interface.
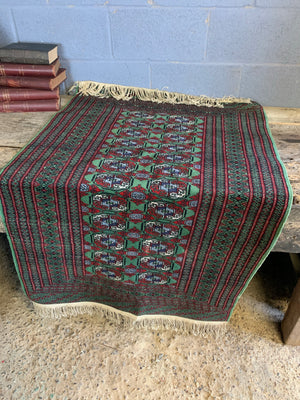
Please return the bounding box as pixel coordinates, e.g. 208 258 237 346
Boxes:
0 96 71 151
0 97 299 252
264 106 300 125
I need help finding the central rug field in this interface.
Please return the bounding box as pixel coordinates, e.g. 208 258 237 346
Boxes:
0 83 292 326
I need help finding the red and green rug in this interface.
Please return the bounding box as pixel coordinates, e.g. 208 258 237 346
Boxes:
0 84 292 324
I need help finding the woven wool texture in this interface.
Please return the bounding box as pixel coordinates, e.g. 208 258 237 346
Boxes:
0 92 292 323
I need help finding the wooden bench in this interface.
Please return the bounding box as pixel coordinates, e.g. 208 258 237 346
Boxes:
0 96 299 344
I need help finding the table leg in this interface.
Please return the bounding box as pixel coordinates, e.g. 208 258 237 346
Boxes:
281 278 300 345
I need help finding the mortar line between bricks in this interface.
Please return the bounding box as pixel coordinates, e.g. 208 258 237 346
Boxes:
106 9 114 59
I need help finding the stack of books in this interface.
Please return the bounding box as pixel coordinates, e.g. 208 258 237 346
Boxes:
0 42 67 112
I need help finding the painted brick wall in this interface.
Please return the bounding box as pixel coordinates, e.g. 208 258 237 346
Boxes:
0 0 299 107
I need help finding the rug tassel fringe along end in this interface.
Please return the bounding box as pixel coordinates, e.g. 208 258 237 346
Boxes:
32 301 227 336
68 81 252 108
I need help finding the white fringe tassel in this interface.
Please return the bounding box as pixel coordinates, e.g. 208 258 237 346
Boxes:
32 301 227 336
68 81 251 108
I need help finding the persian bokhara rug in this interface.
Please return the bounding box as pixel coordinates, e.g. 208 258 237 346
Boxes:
0 82 293 329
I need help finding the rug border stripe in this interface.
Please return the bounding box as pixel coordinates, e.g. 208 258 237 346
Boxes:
226 108 293 319
184 116 217 293
206 114 232 303
0 97 76 294
22 97 95 284
223 110 288 309
219 111 273 308
191 115 229 297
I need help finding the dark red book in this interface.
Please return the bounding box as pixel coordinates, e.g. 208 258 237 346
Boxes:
0 68 66 90
0 98 60 113
0 87 59 101
0 58 60 77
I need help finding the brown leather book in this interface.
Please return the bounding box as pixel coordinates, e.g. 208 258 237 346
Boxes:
0 87 60 101
0 58 60 77
0 68 66 90
0 98 60 113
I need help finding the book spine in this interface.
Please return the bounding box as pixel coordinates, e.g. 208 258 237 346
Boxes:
0 50 50 65
0 87 60 101
0 68 66 90
0 75 52 90
0 60 59 77
0 57 51 65
0 98 60 113
49 68 66 90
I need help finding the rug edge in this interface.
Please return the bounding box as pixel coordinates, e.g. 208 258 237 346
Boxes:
32 300 227 335
227 107 294 321
68 81 252 108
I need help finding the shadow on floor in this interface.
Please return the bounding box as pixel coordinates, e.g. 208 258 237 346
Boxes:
258 252 298 301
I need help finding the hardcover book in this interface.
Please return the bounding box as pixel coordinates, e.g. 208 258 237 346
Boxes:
0 87 60 102
0 98 60 112
0 58 60 77
0 68 66 91
0 42 58 65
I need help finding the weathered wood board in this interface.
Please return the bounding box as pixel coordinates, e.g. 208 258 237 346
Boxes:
265 107 300 252
0 97 299 252
281 278 300 345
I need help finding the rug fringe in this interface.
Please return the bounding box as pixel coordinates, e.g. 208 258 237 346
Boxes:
68 81 251 108
32 301 227 336
133 315 227 336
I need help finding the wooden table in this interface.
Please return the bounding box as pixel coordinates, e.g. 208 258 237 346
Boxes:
0 96 299 344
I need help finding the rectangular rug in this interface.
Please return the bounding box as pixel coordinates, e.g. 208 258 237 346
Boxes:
0 82 293 326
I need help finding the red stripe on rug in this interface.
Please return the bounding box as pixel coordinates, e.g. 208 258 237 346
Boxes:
192 116 229 297
259 108 291 204
184 116 217 293
209 114 253 305
0 190 31 295
206 115 231 302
